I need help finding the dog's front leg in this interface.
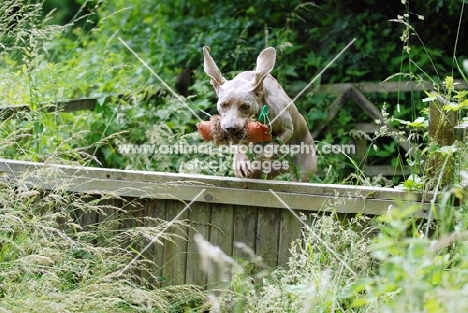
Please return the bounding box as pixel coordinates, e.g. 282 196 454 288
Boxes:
232 149 253 178
271 112 294 144
276 128 293 144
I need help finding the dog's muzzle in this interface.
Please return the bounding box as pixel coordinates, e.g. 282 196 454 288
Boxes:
224 126 243 135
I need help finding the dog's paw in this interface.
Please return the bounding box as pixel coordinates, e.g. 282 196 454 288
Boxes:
233 153 253 178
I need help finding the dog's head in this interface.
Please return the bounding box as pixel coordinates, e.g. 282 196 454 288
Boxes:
203 46 276 136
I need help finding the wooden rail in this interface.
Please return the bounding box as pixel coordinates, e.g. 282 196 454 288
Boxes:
0 158 434 213
0 158 435 287
289 79 468 96
2 80 466 117
0 98 98 117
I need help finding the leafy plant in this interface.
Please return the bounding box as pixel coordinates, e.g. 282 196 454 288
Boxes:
194 213 376 312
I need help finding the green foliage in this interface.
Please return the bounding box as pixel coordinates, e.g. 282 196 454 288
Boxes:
193 214 376 312
194 199 468 312
0 168 207 312
3 3 468 312
2 0 468 184
339 201 468 312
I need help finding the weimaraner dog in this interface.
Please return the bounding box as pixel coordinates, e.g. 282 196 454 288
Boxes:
203 46 317 182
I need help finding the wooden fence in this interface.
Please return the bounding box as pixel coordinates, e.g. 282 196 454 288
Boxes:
0 158 435 287
1 80 465 286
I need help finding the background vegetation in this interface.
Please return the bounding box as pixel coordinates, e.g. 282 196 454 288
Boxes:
1 0 467 184
2 1 468 312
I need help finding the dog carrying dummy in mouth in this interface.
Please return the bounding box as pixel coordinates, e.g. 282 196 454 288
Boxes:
201 45 317 182
197 115 272 145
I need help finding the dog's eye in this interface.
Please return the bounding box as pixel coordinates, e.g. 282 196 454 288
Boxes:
240 103 250 110
220 101 230 108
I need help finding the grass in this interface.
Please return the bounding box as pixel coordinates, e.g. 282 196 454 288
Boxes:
192 205 468 312
0 167 207 312
2 0 468 312
2 163 468 312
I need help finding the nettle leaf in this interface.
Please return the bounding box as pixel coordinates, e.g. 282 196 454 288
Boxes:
444 76 454 90
422 96 437 103
406 158 423 167
444 104 460 111
97 96 107 107
438 145 457 156
401 174 424 190
338 278 374 299
459 99 468 108
407 116 428 129
425 142 440 156
454 90 468 99
393 117 410 125
423 90 437 102
351 297 370 308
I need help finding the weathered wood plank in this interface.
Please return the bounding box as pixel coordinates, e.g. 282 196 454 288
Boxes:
0 98 98 117
79 197 99 231
0 104 30 118
256 207 281 268
428 96 457 187
0 158 434 202
186 201 212 286
233 205 258 260
278 209 305 265
95 198 119 245
287 80 468 96
363 165 413 177
58 98 98 111
161 200 189 286
354 122 380 134
119 198 144 279
72 181 432 217
0 159 435 217
455 121 468 141
141 198 167 288
207 203 235 288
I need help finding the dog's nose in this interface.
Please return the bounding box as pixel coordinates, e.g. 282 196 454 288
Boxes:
225 127 239 134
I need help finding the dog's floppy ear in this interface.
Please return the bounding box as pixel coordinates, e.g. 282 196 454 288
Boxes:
251 47 276 93
203 46 227 92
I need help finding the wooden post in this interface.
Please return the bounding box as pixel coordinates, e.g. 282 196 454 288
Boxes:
427 95 457 187
454 121 468 142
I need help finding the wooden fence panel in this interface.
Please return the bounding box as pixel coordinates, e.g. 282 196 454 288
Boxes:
278 209 306 265
186 201 212 287
161 200 190 286
141 198 167 288
0 158 438 287
206 203 235 288
256 207 281 268
233 205 258 260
